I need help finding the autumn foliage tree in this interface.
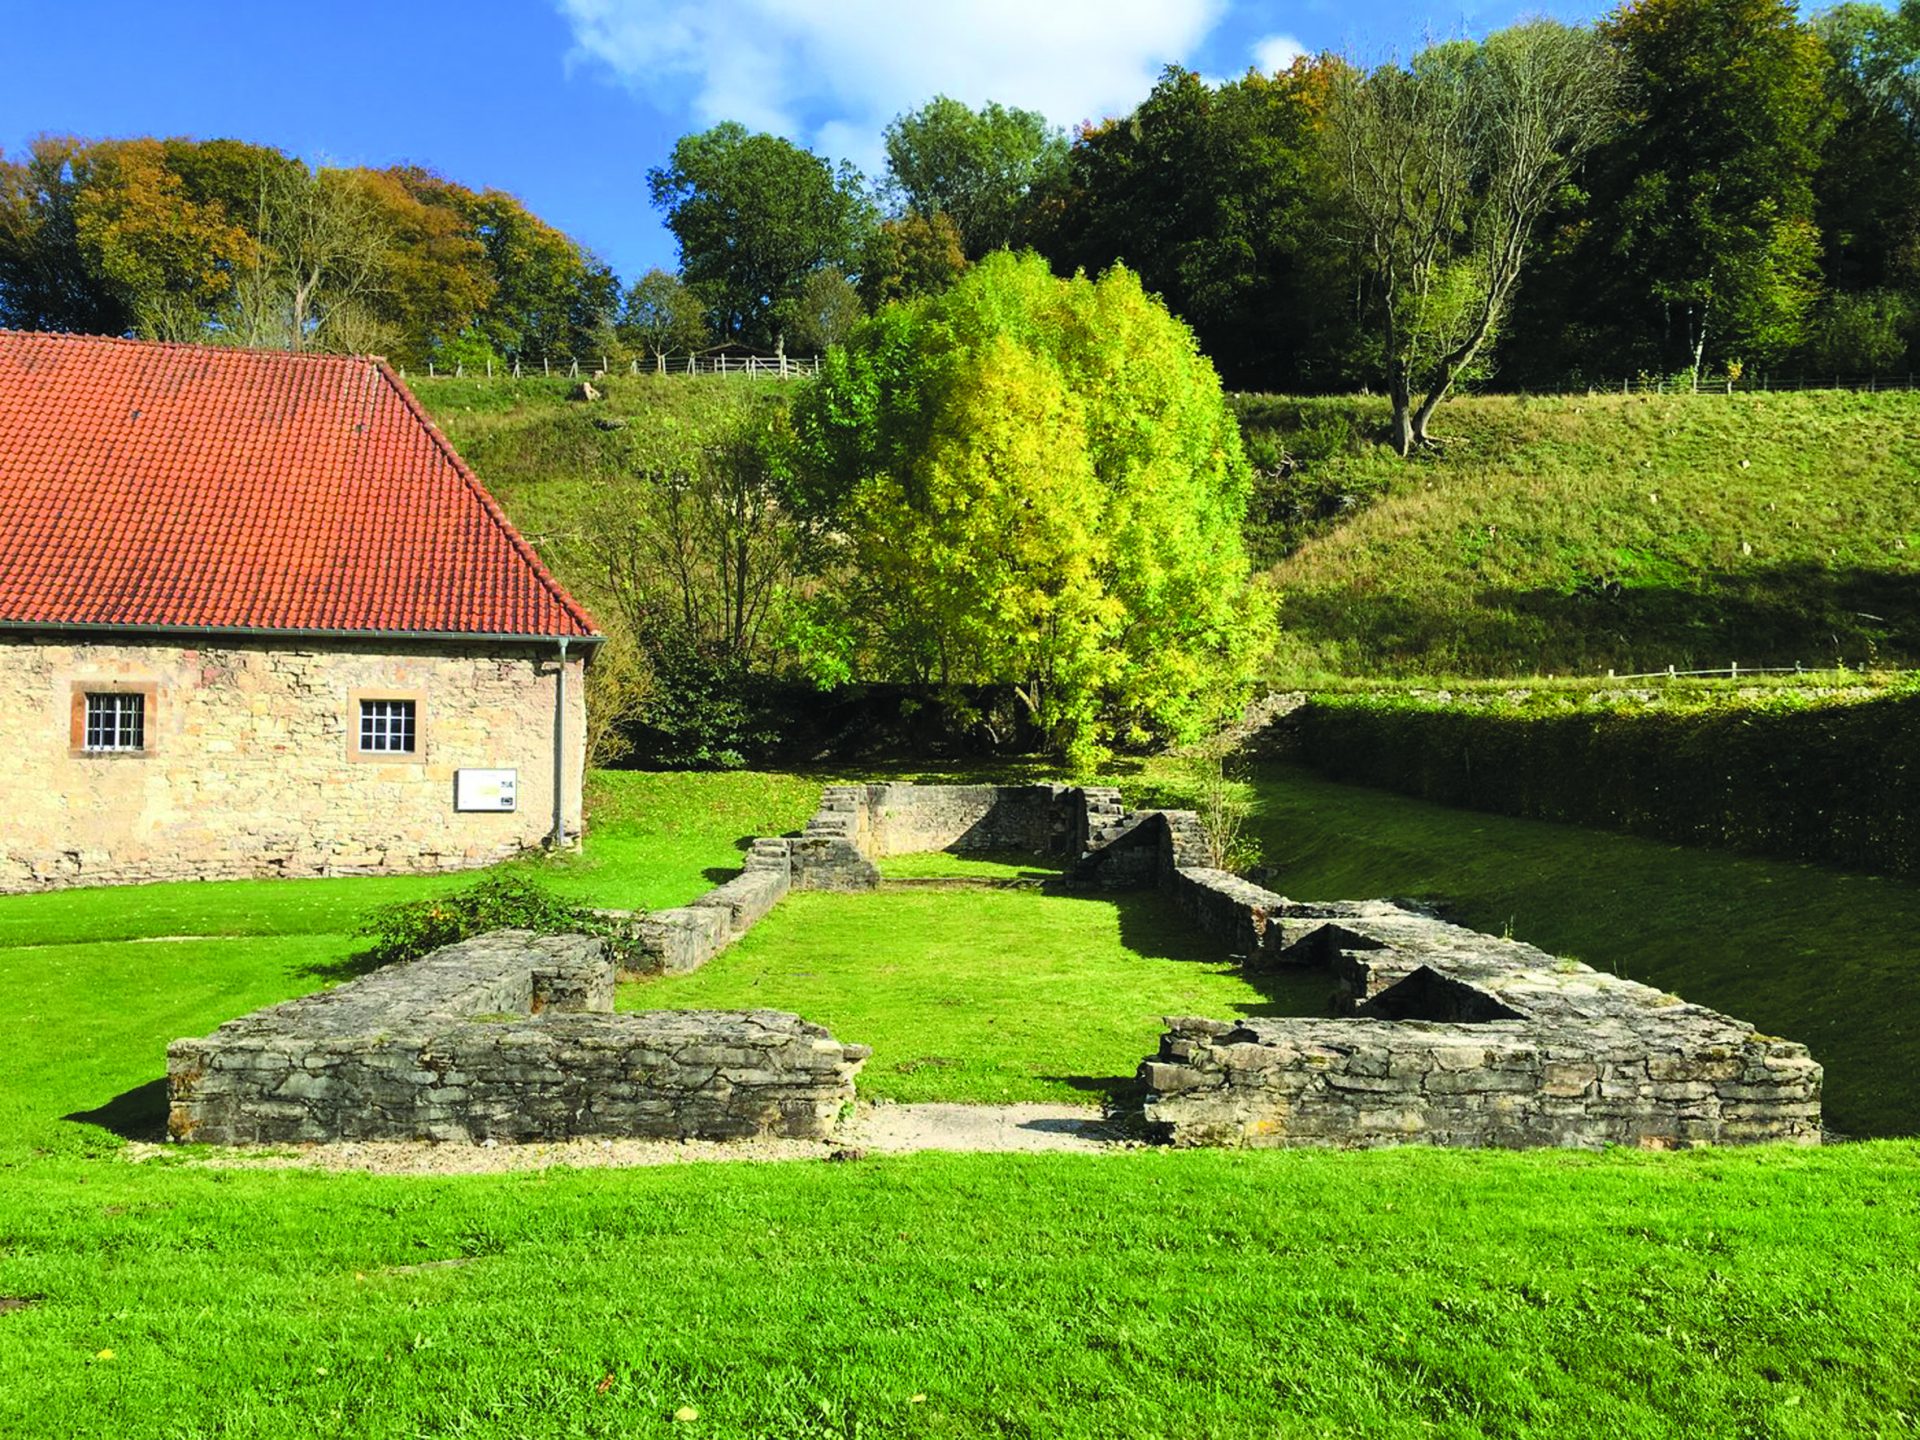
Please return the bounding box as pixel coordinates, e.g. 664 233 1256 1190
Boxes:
791 252 1271 768
0 136 617 365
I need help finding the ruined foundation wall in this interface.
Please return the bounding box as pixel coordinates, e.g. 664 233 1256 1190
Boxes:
1142 1013 1822 1150
167 930 869 1144
855 783 1077 857
1139 902 1823 1150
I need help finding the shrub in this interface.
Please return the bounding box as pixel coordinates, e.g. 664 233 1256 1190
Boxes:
357 873 643 969
1188 754 1264 874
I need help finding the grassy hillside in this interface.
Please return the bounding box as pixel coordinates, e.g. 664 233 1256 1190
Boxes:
1238 391 1920 679
412 378 1920 685
413 373 794 623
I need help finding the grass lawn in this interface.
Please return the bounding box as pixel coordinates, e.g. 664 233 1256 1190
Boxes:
627 886 1328 1104
3 765 1920 1435
1181 763 1920 1140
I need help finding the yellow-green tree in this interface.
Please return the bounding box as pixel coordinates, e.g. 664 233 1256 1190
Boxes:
792 252 1271 768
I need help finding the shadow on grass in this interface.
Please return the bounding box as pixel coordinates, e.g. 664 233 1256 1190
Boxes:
294 947 388 983
1277 561 1920 675
1105 888 1335 1017
66 1077 169 1143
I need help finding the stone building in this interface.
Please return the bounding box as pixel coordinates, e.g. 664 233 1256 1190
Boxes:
0 331 599 892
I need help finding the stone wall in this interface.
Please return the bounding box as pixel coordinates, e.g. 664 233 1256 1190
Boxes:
628 782 1121 974
856 783 1078 857
167 929 870 1144
1139 901 1823 1150
0 635 586 892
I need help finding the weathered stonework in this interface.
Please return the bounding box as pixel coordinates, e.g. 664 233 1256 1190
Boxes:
166 929 870 1144
605 776 1822 1152
854 782 1079 857
1139 900 1823 1150
629 782 1101 972
0 636 586 892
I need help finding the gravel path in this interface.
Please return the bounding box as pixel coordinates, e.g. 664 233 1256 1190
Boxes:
129 1103 1128 1175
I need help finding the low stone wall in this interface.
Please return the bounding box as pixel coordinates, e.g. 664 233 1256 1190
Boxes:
857 783 1078 857
629 782 1123 973
1139 902 1823 1150
167 930 870 1145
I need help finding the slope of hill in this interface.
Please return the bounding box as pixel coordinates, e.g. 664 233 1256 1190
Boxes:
413 372 793 622
1239 391 1920 679
412 377 1920 684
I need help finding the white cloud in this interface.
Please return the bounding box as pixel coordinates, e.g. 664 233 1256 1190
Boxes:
557 0 1227 170
1251 32 1307 74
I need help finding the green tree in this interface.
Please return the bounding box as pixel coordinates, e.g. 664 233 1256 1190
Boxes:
463 186 617 363
791 252 1271 767
619 268 709 364
786 266 864 353
1811 1 1920 368
648 123 873 349
883 97 1066 257
1324 24 1620 452
858 211 968 309
584 386 822 767
1023 63 1348 391
1577 0 1836 380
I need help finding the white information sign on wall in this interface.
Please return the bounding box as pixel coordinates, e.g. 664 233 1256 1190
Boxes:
455 768 519 812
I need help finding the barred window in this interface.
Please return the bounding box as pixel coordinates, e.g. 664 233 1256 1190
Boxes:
84 692 145 752
358 699 416 754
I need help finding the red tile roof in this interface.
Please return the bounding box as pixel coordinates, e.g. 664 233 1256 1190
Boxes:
0 331 597 641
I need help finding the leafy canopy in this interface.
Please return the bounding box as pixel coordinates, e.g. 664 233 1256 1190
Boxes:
883 96 1066 257
648 123 873 349
1587 0 1836 373
791 252 1271 767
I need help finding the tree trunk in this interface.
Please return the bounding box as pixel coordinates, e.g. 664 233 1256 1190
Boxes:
1388 366 1415 457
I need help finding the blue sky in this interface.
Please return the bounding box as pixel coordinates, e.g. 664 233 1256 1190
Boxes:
0 0 1602 285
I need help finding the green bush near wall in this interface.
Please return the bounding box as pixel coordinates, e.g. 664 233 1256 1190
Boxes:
1296 685 1920 876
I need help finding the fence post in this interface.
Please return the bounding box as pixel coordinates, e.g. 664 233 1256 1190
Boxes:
428 361 434 378
543 357 550 377
486 357 493 379
455 362 463 378
1667 664 1676 677
1730 661 1738 678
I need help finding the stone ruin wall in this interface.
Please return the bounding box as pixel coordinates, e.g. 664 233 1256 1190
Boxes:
624 778 1821 1150
1141 882 1823 1150
166 930 869 1145
171 781 1823 1151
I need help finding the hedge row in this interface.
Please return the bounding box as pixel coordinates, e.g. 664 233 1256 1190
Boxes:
1295 689 1920 877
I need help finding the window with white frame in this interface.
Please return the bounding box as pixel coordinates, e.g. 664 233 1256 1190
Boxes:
357 699 417 754
84 692 145 752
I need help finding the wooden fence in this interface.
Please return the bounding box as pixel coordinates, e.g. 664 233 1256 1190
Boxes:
401 353 822 382
1529 372 1919 396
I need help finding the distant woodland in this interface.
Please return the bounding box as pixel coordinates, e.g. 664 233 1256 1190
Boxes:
3 0 1916 394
